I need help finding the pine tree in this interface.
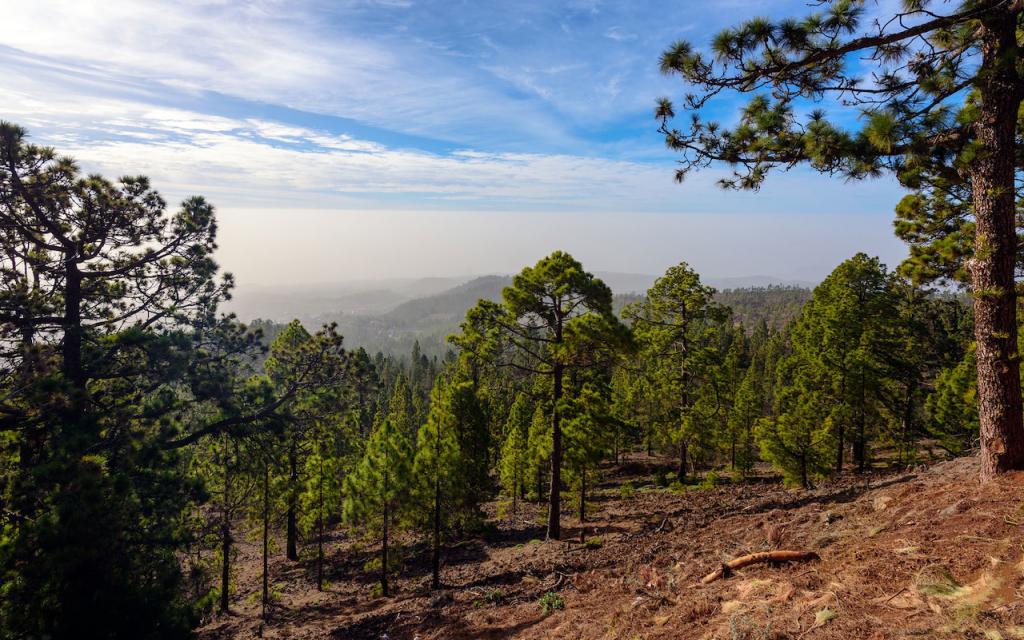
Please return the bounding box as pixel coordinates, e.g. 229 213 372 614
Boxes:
343 418 412 597
191 433 258 614
729 367 763 477
299 418 348 592
563 383 611 537
791 254 898 473
927 346 979 455
244 430 286 622
755 361 836 488
263 321 352 564
656 1 1024 480
626 262 729 481
265 320 314 562
499 394 532 513
452 251 630 539
446 377 491 513
412 381 464 589
526 404 551 502
718 328 747 470
387 373 417 442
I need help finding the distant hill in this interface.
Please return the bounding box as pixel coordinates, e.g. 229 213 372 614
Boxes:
224 276 471 322
227 272 814 325
238 277 813 358
706 275 815 289
716 285 812 330
224 287 409 321
383 275 511 326
299 275 513 358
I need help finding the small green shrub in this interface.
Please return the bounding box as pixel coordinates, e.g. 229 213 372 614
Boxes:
496 501 511 520
363 553 400 574
538 591 564 614
584 537 603 550
368 582 385 599
698 470 719 490
362 556 381 573
194 588 219 617
619 481 635 499
474 588 505 607
653 471 669 488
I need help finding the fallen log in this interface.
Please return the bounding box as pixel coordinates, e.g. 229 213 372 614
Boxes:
700 550 819 584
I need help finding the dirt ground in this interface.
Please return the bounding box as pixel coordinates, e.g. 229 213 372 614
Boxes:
197 454 1024 639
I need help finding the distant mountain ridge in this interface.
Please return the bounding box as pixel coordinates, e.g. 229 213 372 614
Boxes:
707 275 816 290
229 273 816 357
383 275 511 325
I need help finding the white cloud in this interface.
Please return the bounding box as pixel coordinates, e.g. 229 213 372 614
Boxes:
0 0 915 287
604 27 637 42
4 69 900 218
0 0 575 146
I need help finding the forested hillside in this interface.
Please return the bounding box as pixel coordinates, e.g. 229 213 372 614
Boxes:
715 286 813 331
245 281 814 360
0 119 1018 640
335 275 513 357
5 0 1024 637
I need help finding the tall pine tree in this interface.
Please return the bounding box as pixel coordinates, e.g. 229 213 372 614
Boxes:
343 418 412 597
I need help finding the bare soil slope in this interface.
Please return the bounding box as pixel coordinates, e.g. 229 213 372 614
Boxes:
198 456 1024 639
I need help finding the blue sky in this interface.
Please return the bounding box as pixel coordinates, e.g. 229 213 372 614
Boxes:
1 0 910 285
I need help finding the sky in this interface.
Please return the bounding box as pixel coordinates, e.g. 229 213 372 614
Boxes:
1 0 911 286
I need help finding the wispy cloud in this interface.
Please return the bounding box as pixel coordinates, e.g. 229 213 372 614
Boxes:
604 27 638 42
0 0 575 148
0 0 911 284
5 67 901 217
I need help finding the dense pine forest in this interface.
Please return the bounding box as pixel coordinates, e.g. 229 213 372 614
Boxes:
0 120 994 635
4 0 1024 638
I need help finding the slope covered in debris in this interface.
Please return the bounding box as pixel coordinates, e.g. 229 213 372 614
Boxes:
198 456 1024 639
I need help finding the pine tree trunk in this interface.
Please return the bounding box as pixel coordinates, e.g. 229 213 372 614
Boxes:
800 453 809 490
745 421 754 475
536 464 544 503
262 462 270 620
317 458 324 592
15 321 39 523
855 382 866 473
220 520 230 613
381 498 390 597
547 363 564 540
220 452 231 613
512 473 518 515
62 262 84 389
287 444 299 561
835 422 844 474
899 381 916 468
971 11 1024 482
677 440 687 483
431 477 441 590
578 467 586 544
836 375 845 472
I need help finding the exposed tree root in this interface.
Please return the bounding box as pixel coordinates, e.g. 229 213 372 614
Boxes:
700 550 820 584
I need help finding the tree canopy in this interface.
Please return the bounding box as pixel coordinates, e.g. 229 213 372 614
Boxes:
656 0 1024 480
